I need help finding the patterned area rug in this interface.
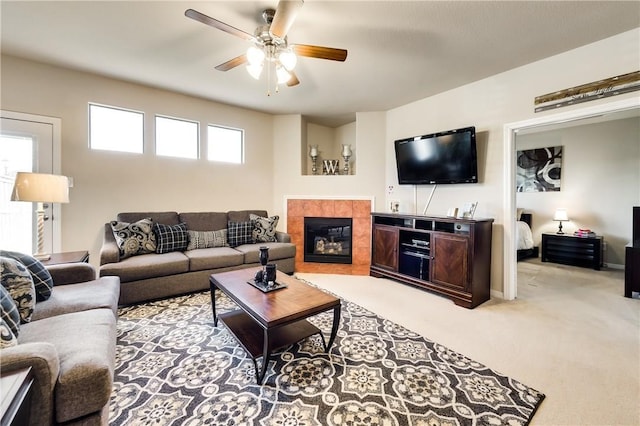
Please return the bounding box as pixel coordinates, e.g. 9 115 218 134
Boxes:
109 283 545 425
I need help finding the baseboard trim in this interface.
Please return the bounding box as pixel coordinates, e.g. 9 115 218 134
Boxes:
491 289 504 300
605 263 624 270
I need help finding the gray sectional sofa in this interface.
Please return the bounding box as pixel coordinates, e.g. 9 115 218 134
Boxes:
99 210 296 305
1 262 120 426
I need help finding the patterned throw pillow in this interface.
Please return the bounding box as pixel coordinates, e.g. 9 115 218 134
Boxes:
186 229 229 250
0 317 17 348
0 285 20 337
154 223 189 254
250 214 279 243
0 256 35 324
227 221 255 247
110 218 157 259
0 250 53 301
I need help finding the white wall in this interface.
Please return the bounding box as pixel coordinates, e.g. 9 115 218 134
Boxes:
1 55 275 265
516 117 640 265
386 28 640 293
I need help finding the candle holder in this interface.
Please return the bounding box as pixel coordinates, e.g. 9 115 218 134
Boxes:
309 145 319 175
341 144 352 175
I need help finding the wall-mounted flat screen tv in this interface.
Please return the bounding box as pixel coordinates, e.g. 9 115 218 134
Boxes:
394 126 478 185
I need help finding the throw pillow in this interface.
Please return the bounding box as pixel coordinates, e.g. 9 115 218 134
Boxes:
0 256 36 324
186 229 229 250
0 317 17 349
0 250 53 301
0 285 20 337
227 221 255 247
154 222 189 254
110 218 157 259
250 214 279 243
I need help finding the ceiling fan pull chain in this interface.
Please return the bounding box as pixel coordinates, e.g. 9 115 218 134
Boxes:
267 61 272 96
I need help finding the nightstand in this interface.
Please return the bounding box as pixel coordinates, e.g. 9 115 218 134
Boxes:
1 367 33 426
541 233 603 270
40 250 89 266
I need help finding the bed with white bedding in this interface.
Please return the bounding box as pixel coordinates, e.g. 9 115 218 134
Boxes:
517 212 539 261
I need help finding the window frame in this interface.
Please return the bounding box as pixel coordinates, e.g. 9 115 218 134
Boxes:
154 114 200 160
207 124 244 164
88 102 144 154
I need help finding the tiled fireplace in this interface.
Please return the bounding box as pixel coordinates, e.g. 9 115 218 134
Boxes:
286 197 372 275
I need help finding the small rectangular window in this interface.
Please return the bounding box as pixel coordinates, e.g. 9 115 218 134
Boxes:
155 115 199 159
89 103 143 153
208 125 243 164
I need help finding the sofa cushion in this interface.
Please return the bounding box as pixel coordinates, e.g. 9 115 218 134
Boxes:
0 317 17 348
179 212 228 231
186 229 229 250
0 250 53 301
227 221 255 247
234 242 297 264
18 309 116 423
110 218 157 259
117 211 180 226
100 251 189 283
31 276 120 321
0 285 20 337
185 247 245 271
250 214 279 243
0 256 35 323
154 222 189 254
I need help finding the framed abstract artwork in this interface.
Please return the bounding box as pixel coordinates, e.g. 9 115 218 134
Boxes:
516 146 563 192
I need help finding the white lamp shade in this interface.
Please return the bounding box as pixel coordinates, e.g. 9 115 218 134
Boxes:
246 46 265 65
246 62 263 80
278 49 297 71
342 144 352 157
553 208 569 221
11 172 70 203
275 65 291 84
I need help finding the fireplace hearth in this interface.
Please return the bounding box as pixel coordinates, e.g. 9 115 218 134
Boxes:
304 217 352 264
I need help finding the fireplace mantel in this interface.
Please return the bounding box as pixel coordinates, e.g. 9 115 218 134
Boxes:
285 196 373 275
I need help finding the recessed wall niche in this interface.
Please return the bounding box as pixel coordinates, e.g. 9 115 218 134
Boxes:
303 118 356 175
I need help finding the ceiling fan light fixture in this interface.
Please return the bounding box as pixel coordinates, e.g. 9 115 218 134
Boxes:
278 49 297 71
246 62 263 80
275 65 291 84
247 45 265 65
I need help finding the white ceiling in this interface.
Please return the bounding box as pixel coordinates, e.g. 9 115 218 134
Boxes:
1 1 639 127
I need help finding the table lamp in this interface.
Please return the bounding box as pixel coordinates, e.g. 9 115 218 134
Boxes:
11 172 70 260
553 208 569 234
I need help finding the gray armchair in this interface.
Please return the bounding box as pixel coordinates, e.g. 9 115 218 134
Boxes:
0 262 120 426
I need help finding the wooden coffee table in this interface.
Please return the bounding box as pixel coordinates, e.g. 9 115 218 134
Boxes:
209 267 341 384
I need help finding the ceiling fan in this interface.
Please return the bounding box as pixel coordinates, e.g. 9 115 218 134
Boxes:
185 0 348 93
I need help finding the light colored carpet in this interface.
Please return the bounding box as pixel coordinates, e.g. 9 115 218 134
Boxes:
296 259 639 426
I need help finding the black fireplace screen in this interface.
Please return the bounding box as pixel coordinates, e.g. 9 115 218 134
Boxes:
304 217 353 264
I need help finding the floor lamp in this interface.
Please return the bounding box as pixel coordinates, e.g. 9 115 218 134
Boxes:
11 172 70 260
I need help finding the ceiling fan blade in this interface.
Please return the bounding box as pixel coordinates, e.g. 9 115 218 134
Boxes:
185 9 254 41
215 54 247 71
270 0 304 39
293 44 348 62
287 71 300 87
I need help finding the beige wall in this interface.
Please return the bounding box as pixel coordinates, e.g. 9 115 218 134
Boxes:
516 117 640 265
272 111 386 220
1 28 638 295
385 28 640 293
1 55 275 265
304 120 357 175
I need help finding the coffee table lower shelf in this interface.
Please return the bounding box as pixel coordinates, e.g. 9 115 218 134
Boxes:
218 310 324 381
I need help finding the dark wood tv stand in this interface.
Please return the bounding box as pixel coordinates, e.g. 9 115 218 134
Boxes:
370 213 493 308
